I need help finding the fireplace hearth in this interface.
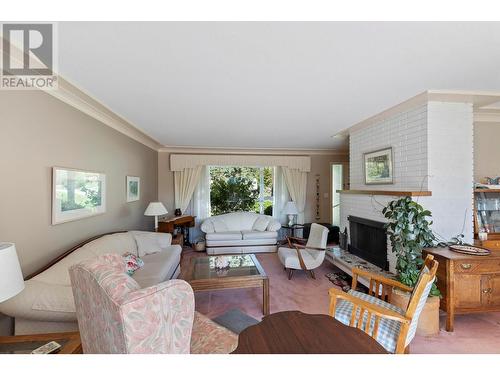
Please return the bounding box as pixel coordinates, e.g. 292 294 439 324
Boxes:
348 215 388 270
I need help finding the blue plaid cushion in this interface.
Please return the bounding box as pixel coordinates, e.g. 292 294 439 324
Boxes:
334 290 404 353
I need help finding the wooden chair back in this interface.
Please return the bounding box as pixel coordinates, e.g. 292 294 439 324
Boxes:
404 255 438 322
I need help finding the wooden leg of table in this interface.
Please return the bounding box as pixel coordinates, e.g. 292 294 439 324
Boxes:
446 260 454 332
263 278 270 316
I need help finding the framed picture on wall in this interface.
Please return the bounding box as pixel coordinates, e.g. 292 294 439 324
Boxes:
126 176 140 202
364 147 394 185
52 167 106 225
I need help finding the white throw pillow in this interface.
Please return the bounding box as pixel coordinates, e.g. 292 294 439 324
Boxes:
252 216 270 231
201 220 215 233
134 233 163 256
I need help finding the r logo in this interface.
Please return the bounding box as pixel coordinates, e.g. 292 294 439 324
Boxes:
2 23 54 76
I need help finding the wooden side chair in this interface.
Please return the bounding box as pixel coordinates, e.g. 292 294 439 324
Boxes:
328 254 438 354
277 223 329 280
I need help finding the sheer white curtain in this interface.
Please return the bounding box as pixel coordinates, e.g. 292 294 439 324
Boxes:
282 167 308 224
192 166 211 221
273 167 290 224
186 166 211 243
174 165 203 213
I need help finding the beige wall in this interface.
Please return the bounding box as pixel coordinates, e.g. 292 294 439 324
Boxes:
0 90 158 277
158 151 348 224
474 123 500 183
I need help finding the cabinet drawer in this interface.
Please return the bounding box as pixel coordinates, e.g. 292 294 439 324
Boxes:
454 260 500 273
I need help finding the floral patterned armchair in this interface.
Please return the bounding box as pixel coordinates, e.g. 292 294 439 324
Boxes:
69 254 237 354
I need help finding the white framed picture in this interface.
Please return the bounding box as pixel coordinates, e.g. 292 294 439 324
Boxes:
126 176 140 202
364 147 394 185
52 167 106 225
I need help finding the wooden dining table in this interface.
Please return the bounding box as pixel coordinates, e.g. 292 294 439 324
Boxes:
232 310 387 354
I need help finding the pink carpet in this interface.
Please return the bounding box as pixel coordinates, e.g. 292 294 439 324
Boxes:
181 251 500 353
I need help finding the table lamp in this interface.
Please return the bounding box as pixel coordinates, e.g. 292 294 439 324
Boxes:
144 202 168 231
283 201 298 226
0 243 25 304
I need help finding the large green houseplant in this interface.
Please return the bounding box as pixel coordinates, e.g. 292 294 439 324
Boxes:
382 196 441 297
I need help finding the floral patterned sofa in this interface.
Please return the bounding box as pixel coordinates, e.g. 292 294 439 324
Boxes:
70 253 238 354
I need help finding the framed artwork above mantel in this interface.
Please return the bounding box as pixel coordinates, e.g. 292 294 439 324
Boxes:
363 147 394 185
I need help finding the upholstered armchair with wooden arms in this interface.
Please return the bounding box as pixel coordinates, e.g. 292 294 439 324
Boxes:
278 223 329 280
328 254 438 354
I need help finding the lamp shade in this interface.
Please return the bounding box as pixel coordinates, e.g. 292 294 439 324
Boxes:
283 201 298 215
0 243 25 303
144 202 168 216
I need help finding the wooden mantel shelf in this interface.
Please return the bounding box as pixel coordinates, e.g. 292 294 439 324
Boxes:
337 190 432 197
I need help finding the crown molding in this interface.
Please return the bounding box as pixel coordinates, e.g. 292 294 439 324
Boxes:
474 108 500 124
159 145 348 156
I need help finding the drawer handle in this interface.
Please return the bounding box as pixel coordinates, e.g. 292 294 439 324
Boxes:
482 288 493 294
460 263 472 270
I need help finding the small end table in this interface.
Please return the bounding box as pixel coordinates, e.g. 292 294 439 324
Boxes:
0 331 82 354
280 224 304 243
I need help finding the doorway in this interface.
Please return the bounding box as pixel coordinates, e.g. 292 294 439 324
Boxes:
331 163 344 226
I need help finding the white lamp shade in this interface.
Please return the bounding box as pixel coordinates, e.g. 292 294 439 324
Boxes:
283 201 298 215
144 202 168 216
0 243 25 303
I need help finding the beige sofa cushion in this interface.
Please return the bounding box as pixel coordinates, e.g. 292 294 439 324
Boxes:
132 246 182 288
241 230 277 240
0 280 77 322
32 283 76 313
205 231 243 241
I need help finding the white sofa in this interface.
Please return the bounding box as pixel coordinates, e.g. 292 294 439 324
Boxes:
0 231 181 335
201 212 281 255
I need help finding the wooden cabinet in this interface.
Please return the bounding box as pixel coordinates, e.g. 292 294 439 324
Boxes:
484 274 500 306
423 247 500 332
454 274 482 308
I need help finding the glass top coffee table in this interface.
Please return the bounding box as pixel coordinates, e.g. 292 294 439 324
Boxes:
0 332 82 354
184 254 269 315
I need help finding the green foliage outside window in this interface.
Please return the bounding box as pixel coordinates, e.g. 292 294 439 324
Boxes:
210 166 273 216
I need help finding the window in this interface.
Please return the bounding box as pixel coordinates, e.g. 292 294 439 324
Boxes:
209 166 274 216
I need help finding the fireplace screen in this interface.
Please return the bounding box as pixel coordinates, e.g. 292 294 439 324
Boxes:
348 215 388 270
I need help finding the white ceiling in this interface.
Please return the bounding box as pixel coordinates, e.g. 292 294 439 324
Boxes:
58 22 500 150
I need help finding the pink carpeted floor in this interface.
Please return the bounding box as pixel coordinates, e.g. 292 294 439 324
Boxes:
181 251 500 354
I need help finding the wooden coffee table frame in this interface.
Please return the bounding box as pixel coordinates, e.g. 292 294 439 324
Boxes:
184 254 270 315
0 331 82 354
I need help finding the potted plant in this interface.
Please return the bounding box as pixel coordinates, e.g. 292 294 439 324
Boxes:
382 196 441 336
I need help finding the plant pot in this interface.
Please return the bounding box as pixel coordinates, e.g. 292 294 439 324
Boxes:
391 288 440 336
